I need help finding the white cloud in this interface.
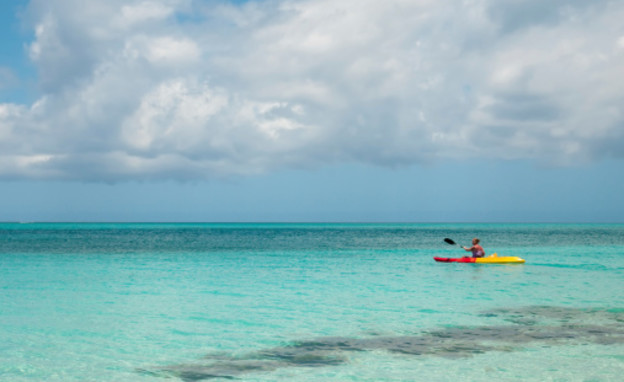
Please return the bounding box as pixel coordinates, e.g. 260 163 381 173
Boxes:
124 36 200 66
121 78 228 151
1 0 623 180
146 37 200 64
115 1 177 28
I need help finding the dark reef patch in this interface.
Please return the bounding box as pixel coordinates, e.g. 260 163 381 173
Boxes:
140 306 624 381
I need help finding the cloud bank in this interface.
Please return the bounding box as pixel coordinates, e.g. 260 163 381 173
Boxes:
1 0 623 180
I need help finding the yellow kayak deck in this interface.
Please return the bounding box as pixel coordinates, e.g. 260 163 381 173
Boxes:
475 256 525 264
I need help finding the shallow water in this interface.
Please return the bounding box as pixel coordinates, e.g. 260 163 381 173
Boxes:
1 223 623 381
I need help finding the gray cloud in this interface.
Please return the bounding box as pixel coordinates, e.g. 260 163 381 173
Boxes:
1 0 624 180
486 0 611 34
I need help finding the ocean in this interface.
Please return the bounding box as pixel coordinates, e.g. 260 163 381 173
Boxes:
0 223 623 381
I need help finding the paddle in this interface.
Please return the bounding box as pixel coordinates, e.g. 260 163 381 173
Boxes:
444 238 469 257
444 238 461 247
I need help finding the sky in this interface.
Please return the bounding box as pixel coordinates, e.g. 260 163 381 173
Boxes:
0 0 623 222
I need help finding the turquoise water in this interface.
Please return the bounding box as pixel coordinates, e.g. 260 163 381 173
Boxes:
1 223 623 381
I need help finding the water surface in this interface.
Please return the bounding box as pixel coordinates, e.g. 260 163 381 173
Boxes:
1 223 623 381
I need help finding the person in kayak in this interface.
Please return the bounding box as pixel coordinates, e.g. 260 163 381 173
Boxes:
463 238 485 258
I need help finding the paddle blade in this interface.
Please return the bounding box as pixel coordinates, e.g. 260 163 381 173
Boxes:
444 238 457 245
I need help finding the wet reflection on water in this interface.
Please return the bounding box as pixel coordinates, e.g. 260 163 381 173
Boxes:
139 306 624 381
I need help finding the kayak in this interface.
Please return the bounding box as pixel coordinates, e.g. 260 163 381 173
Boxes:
434 256 525 264
434 254 525 264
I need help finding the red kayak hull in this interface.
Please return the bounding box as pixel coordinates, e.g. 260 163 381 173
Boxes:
434 256 476 263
